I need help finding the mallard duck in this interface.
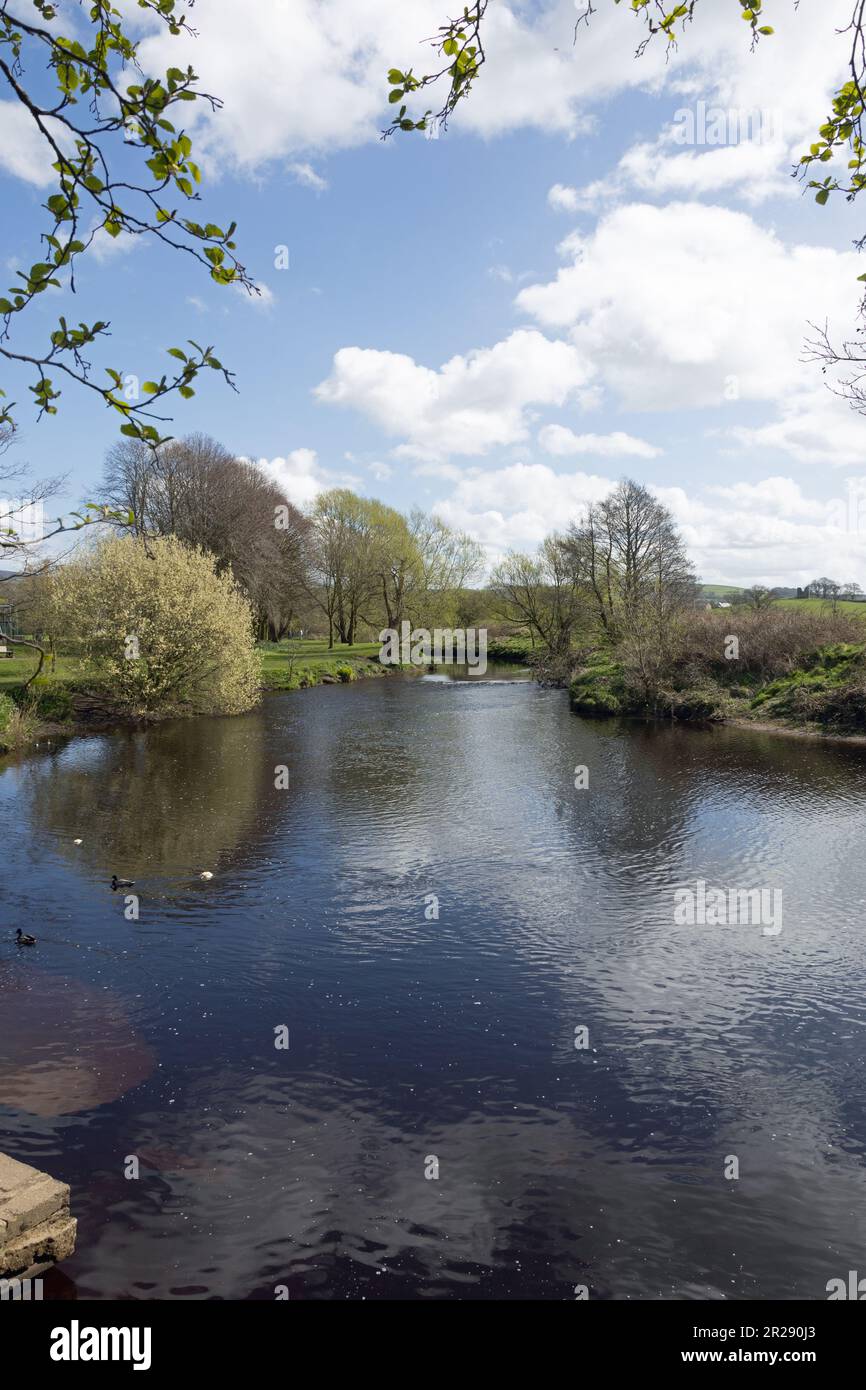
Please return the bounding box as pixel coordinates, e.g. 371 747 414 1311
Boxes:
15 929 36 946
111 875 135 891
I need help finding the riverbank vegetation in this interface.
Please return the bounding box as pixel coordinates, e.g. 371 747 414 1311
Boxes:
490 478 866 735
4 443 866 749
46 535 261 717
0 432 491 741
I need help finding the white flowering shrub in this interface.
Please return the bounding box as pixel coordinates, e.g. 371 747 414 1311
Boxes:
49 535 260 716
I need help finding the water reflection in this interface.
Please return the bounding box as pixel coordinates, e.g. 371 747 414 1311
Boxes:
0 968 155 1116
20 713 275 882
1 681 866 1299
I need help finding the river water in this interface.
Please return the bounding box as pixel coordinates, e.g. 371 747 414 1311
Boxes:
2 673 866 1300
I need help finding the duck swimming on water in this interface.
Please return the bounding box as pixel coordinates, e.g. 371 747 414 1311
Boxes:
15 929 36 946
111 875 135 891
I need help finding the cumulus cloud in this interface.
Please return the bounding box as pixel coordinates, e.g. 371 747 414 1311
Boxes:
656 478 866 587
130 0 674 172
253 448 358 509
315 329 593 462
557 0 854 209
0 101 70 186
538 424 662 459
548 183 579 212
516 202 865 442
432 461 613 557
429 462 866 585
725 389 866 468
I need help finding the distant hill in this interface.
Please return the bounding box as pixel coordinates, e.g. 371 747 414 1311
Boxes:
699 583 743 599
699 583 800 600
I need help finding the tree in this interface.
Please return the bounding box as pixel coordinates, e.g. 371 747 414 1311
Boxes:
303 491 483 644
408 508 484 627
384 2 488 138
1 0 250 451
742 585 774 611
491 535 588 661
99 433 309 638
566 479 695 637
367 502 423 635
808 576 840 600
304 489 381 647
45 534 260 716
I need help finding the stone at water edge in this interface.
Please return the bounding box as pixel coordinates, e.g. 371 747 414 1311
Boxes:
0 1151 76 1279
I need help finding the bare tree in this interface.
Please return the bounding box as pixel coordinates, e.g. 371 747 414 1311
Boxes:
491 535 588 664
98 433 309 638
567 479 695 638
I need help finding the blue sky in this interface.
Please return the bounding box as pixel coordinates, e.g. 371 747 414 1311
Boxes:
4 0 866 586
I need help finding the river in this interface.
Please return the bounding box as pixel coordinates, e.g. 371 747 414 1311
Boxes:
2 672 866 1299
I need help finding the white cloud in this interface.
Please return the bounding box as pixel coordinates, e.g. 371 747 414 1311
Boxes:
705 477 819 519
130 0 679 172
432 461 613 558
539 424 661 459
559 0 854 208
289 162 328 192
89 226 138 263
578 137 796 211
428 461 866 585
516 202 864 431
233 280 275 310
548 183 579 212
0 101 69 186
315 328 593 462
1 0 854 200
253 447 358 509
655 479 866 587
725 388 866 468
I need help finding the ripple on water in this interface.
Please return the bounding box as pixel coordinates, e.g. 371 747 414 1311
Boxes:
2 683 866 1298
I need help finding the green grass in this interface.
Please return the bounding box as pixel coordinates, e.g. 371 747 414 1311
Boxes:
258 638 385 691
699 583 744 597
749 642 866 724
485 636 534 663
773 598 866 617
0 652 91 690
0 638 389 721
569 657 628 716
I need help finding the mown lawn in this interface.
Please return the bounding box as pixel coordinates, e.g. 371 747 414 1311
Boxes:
0 639 387 698
0 652 90 690
258 638 384 690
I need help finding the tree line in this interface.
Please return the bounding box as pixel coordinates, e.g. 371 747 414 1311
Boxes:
490 479 697 686
100 434 485 645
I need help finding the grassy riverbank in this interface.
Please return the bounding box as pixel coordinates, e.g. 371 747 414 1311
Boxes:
0 639 398 751
570 638 866 735
9 618 864 755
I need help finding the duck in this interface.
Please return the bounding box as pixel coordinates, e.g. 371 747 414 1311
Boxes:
111 875 135 891
199 871 214 881
15 929 36 946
